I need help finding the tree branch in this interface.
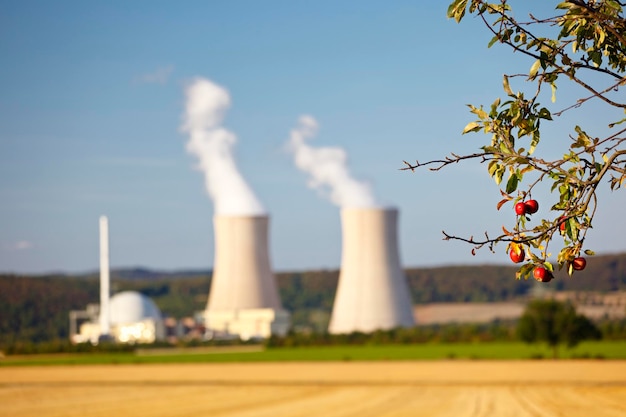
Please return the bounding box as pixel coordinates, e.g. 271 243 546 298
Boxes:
400 152 493 172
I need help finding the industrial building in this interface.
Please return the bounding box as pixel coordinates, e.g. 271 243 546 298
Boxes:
70 291 165 344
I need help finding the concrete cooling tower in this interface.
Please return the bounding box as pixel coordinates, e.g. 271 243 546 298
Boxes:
328 207 415 334
204 215 290 340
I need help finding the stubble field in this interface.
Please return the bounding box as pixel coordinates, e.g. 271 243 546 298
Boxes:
2 360 626 417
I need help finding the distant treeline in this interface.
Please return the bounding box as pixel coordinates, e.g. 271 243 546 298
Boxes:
267 321 520 348
6 317 626 355
1 252 625 348
268 318 626 348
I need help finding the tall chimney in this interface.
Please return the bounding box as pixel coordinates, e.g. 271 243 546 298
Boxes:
99 215 111 336
328 207 415 334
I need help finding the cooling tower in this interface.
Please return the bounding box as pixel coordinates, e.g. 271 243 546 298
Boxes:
204 215 289 339
328 207 415 334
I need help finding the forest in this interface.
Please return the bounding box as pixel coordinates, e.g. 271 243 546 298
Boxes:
1 252 625 348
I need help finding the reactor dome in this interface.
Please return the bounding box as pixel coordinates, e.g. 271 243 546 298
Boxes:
109 291 162 325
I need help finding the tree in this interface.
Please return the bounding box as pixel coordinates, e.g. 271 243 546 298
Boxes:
517 298 600 358
404 1 626 279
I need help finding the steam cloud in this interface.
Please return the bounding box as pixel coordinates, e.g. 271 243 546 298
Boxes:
287 115 378 208
181 78 265 215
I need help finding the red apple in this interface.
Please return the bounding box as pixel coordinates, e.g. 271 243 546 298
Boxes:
524 199 539 214
533 266 553 282
515 202 527 216
559 217 566 232
572 257 586 271
509 248 525 263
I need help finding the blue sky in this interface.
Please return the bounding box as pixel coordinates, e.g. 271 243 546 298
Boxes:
2 1 625 274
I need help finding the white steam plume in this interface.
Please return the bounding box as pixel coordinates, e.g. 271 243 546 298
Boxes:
287 115 378 208
181 78 265 216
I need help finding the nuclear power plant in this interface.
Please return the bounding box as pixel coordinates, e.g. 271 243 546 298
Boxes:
69 216 165 344
328 207 415 334
67 207 417 343
203 214 290 340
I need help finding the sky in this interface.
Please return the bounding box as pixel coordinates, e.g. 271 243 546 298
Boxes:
2 1 625 274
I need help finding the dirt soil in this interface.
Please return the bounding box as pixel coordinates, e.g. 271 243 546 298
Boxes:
2 360 626 417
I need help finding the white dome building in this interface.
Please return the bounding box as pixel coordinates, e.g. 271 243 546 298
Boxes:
72 291 166 344
110 291 162 325
108 291 165 344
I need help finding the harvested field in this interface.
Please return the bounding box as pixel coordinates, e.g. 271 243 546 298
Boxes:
2 361 626 417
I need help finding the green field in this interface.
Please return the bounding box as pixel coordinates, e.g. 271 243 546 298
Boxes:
2 341 626 366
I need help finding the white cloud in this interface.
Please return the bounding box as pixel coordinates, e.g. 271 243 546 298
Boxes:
15 241 33 250
135 65 174 85
2 241 34 251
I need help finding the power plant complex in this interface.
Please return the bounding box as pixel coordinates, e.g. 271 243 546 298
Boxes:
70 207 416 344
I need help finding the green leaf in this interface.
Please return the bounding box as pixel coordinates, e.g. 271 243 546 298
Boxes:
505 173 519 194
503 75 513 96
494 166 504 186
528 133 539 155
488 160 499 176
605 1 622 11
488 34 500 48
462 121 481 134
538 107 552 120
516 263 534 280
566 218 579 241
597 28 606 45
529 59 541 79
608 117 626 128
590 50 602 67
469 105 488 119
447 0 468 23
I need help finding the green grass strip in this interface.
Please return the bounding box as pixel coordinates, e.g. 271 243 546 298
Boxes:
2 341 625 366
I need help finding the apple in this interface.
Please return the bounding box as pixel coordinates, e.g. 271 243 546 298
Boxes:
559 217 566 232
524 199 539 214
509 248 525 263
572 257 586 271
515 202 527 216
533 266 553 282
